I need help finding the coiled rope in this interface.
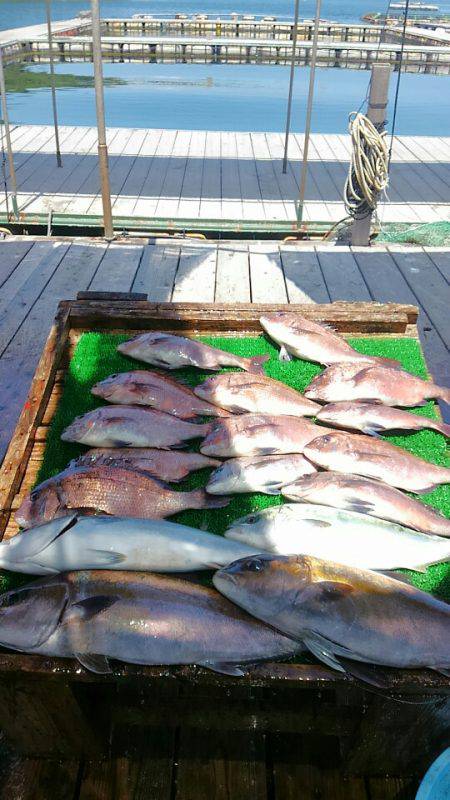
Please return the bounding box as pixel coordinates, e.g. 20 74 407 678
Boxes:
344 111 389 221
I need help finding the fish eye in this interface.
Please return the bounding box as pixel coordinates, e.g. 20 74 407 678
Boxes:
319 435 331 444
244 514 257 524
246 559 264 572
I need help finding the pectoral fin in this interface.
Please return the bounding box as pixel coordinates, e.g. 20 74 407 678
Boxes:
82 549 126 567
279 345 292 362
303 634 347 673
66 595 119 623
201 661 247 677
344 496 375 515
75 652 113 674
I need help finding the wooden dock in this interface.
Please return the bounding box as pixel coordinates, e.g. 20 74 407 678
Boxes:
2 125 450 227
0 235 448 463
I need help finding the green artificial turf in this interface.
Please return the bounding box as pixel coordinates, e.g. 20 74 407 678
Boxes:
2 332 449 610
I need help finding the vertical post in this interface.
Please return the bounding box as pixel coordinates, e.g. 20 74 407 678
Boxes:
282 0 300 173
0 47 19 219
91 0 114 240
351 64 391 247
296 0 322 227
45 0 62 167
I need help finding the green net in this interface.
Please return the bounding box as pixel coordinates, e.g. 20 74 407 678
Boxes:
376 222 450 247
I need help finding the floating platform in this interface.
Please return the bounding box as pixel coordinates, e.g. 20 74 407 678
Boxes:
2 125 450 230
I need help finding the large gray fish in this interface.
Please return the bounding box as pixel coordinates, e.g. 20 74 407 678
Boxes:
70 447 220 483
214 554 450 682
194 372 320 417
304 431 450 493
316 401 450 437
259 312 399 367
15 465 228 528
61 406 211 448
224 502 450 571
200 414 332 458
118 332 269 373
207 454 317 495
92 371 228 420
305 363 450 406
0 514 263 574
0 570 302 675
281 472 450 538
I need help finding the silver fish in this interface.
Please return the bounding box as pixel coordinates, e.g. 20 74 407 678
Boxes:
194 372 320 417
0 514 264 574
281 471 450 538
200 414 332 458
305 364 450 406
225 502 450 571
316 401 450 437
61 405 211 448
214 554 450 681
259 313 399 367
303 431 450 493
70 448 220 483
118 332 269 373
0 570 302 676
207 454 317 495
92 370 228 420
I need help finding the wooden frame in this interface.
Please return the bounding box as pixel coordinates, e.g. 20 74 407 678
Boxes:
0 296 449 771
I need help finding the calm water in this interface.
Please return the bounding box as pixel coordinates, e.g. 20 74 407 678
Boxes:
1 1 450 135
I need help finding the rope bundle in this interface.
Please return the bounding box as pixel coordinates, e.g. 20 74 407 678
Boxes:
344 112 389 220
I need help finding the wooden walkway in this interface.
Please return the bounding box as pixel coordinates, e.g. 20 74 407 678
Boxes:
0 236 449 464
2 125 450 224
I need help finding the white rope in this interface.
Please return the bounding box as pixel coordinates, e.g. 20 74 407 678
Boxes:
344 111 389 220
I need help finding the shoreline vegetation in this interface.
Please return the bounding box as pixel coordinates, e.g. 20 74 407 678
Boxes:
4 62 126 93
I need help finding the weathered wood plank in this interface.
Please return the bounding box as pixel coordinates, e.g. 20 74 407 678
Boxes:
424 248 450 284
172 243 217 302
280 246 330 304
88 243 144 293
316 246 372 301
0 240 34 287
249 243 287 303
132 243 181 301
0 757 80 800
215 242 250 302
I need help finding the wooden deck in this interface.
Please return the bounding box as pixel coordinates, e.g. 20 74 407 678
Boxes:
0 235 449 464
3 125 450 225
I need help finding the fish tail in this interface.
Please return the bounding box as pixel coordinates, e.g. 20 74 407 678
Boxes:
246 354 270 374
432 419 450 438
436 385 450 405
197 422 214 437
189 489 231 510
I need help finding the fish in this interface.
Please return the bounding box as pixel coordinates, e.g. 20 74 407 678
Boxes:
92 370 229 420
305 363 450 406
281 472 450 538
200 414 333 458
224 502 450 571
70 448 220 483
61 406 211 448
118 332 269 373
316 401 450 437
0 514 265 574
259 312 399 367
194 372 320 417
207 454 317 495
15 465 229 528
303 431 450 493
0 570 302 676
213 554 450 682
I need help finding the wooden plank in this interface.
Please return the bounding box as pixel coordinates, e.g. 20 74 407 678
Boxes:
250 132 288 221
215 241 250 302
88 243 144 293
132 242 181 301
178 130 206 219
0 242 56 323
172 243 217 302
235 131 265 221
113 129 163 217
315 246 372 301
79 760 114 799
424 248 450 283
368 776 419 799
199 130 222 219
113 729 175 800
249 242 287 303
387 246 450 349
133 129 178 218
175 730 267 800
0 757 80 800
220 131 244 221
280 245 330 303
155 129 192 218
0 239 34 286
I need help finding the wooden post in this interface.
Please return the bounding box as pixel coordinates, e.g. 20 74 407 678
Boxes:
351 64 391 247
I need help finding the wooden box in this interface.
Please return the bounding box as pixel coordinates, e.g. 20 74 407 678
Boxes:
0 295 448 774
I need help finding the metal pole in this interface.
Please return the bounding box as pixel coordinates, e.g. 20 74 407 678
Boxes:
45 0 62 167
351 64 391 246
296 0 322 227
91 0 114 240
282 0 300 174
0 47 19 219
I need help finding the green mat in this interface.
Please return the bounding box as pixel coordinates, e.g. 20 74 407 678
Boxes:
2 332 450 608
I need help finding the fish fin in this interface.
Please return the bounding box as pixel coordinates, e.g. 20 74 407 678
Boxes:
189 490 231 510
111 439 135 448
303 634 347 673
334 656 391 690
300 581 355 604
436 386 450 405
343 497 375 515
226 404 252 414
75 652 113 675
67 595 119 623
432 666 450 678
303 633 391 690
7 514 79 559
202 661 246 677
262 483 282 496
278 345 292 362
374 570 416 585
362 424 385 437
258 447 280 456
303 519 333 528
82 549 126 567
247 355 270 374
